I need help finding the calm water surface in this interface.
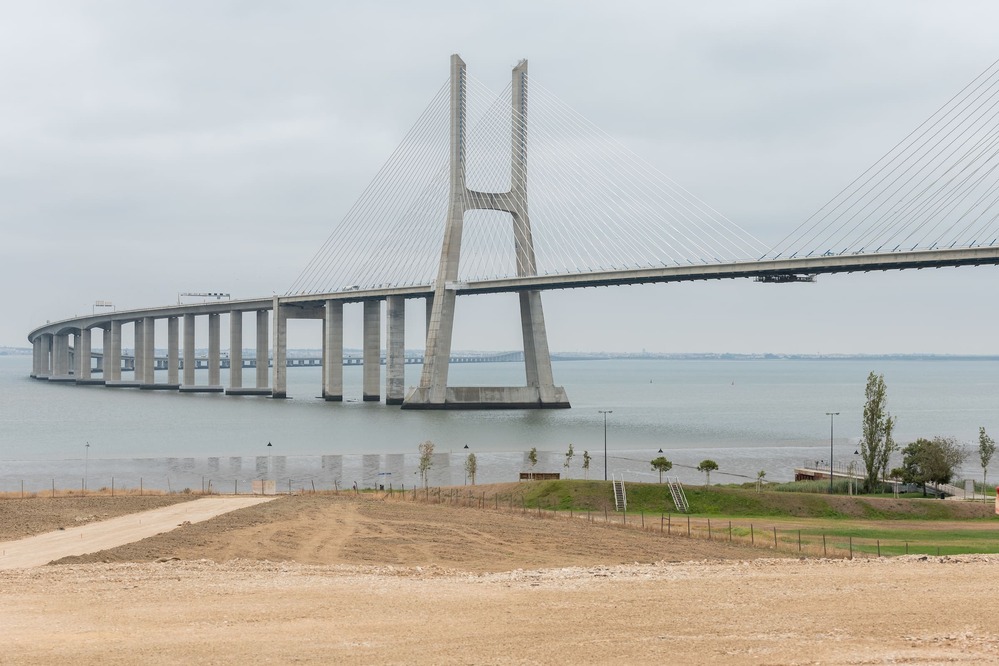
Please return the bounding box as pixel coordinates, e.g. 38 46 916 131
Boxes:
1 355 997 491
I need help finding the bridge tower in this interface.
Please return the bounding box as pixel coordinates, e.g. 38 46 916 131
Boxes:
403 55 569 409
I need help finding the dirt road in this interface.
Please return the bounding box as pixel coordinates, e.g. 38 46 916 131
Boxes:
0 496 274 569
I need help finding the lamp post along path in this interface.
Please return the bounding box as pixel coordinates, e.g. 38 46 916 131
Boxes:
599 410 613 481
826 412 839 494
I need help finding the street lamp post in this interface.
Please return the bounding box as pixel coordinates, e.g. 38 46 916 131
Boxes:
84 442 90 492
599 410 613 481
826 412 839 494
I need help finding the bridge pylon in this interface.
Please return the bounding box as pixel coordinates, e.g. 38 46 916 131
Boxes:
403 55 569 409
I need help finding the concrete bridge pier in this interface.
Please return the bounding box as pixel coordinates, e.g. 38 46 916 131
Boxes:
31 336 48 378
140 316 156 388
75 327 99 384
229 311 242 390
363 300 381 401
182 314 195 387
271 296 287 399
50 333 73 382
106 322 122 383
167 317 180 386
255 310 269 391
402 55 568 409
208 313 222 390
323 300 343 401
133 320 145 385
386 296 405 405
42 334 53 378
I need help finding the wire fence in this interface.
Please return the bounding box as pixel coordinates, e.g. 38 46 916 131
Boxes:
383 485 988 560
2 480 991 559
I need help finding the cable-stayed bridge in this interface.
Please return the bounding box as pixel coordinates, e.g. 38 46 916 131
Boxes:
27 55 999 408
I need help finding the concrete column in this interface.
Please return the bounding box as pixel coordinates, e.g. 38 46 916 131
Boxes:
133 320 144 383
107 322 121 382
167 317 179 386
102 326 111 380
77 328 92 381
208 313 221 387
272 297 287 398
183 314 195 386
323 300 343 401
53 333 70 377
425 295 434 337
363 300 381 402
142 317 155 386
256 310 268 389
229 311 242 390
386 296 405 405
31 338 42 377
41 334 53 377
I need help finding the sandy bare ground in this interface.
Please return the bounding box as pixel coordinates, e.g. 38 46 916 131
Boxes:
0 496 274 569
1 493 997 664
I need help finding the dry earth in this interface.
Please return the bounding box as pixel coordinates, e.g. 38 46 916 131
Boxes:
1 492 997 664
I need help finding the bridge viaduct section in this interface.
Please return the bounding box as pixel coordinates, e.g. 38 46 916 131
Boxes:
27 290 440 405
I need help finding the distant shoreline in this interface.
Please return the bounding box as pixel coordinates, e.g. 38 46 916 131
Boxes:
3 347 999 362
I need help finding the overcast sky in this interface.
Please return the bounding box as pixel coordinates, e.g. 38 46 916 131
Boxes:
4 0 999 354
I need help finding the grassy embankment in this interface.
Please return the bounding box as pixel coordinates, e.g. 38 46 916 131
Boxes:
504 479 999 556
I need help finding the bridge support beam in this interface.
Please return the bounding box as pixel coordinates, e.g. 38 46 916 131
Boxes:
256 310 269 390
403 55 568 410
363 300 381 401
386 296 405 405
75 327 96 384
106 322 121 383
182 314 195 388
208 313 221 389
167 316 179 386
140 316 155 388
31 337 44 378
40 334 53 378
133 320 144 384
49 333 70 381
229 311 242 390
271 297 287 399
323 300 343 401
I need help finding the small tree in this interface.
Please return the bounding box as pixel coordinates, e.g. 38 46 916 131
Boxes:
527 447 538 479
980 427 995 499
896 437 967 496
697 459 718 486
464 452 477 486
756 470 766 493
650 456 672 483
860 372 896 492
582 450 591 479
564 443 575 479
418 440 434 488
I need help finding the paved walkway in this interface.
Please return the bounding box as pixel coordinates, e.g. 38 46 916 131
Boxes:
0 496 276 569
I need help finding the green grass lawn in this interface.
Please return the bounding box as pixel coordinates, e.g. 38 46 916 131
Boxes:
507 479 999 556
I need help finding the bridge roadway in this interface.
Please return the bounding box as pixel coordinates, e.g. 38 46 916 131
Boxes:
27 246 999 403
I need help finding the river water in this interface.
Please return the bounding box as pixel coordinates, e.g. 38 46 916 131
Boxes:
1 354 996 492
